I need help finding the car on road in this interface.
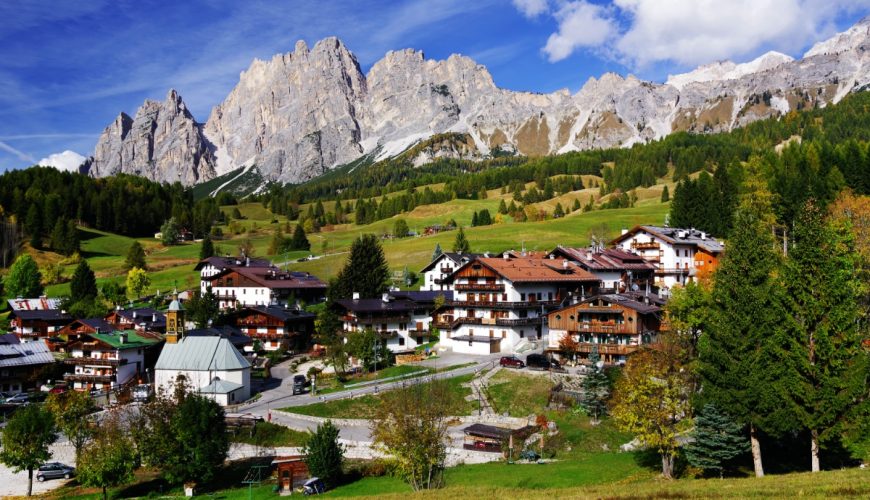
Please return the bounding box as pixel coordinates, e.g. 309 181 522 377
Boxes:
499 356 525 369
292 375 307 395
5 393 29 404
36 463 75 481
132 384 152 402
526 354 561 371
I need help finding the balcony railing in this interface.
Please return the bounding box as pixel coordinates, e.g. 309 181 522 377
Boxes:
632 242 660 250
434 316 546 329
655 267 690 275
496 317 546 327
447 299 562 309
353 315 411 324
64 373 114 383
455 283 505 292
573 322 636 334
64 357 121 367
577 343 640 356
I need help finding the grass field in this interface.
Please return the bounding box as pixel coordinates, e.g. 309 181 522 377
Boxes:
485 370 553 418
228 421 310 447
283 374 478 418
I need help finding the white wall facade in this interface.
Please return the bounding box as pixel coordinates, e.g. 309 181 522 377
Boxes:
155 366 251 405
615 230 696 288
68 346 146 391
421 255 458 291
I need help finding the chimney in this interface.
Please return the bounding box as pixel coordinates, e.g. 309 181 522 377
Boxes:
119 333 127 344
132 311 137 319
152 313 157 322
549 254 555 260
382 293 391 303
352 292 360 300
246 257 250 267
562 260 569 269
621 228 628 236
503 252 510 260
701 232 707 240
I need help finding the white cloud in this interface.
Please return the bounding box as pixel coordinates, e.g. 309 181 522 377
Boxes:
513 0 549 18
37 150 87 172
543 1 616 62
520 0 870 68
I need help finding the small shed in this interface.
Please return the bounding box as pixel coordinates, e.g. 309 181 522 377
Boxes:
271 456 309 494
463 423 514 452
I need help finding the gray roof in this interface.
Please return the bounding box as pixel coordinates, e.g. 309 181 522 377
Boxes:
199 379 244 394
613 226 725 254
155 336 250 371
168 300 183 311
0 340 55 368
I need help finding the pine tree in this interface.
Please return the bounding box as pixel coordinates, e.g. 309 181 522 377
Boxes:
431 243 442 262
200 234 214 260
26 204 42 249
64 220 80 256
471 211 479 227
329 234 389 300
661 185 670 203
572 198 581 212
580 348 610 423
698 191 784 478
393 219 409 238
553 202 565 218
452 227 470 253
290 225 310 251
775 200 870 472
125 241 147 271
498 199 508 214
508 200 518 213
70 260 98 304
685 404 750 478
268 226 284 255
302 420 345 489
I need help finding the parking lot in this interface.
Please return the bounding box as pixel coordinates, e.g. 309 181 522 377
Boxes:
0 438 76 497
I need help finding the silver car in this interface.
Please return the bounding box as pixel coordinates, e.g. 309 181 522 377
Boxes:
37 463 75 481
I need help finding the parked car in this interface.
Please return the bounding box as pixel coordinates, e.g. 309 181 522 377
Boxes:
36 463 75 481
5 393 29 404
499 356 525 369
526 354 560 371
292 375 307 395
132 384 152 402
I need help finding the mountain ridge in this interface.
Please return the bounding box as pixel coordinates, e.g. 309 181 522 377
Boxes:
87 18 870 187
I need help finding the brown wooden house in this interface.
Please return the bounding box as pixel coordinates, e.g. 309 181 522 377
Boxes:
547 293 664 364
228 306 315 352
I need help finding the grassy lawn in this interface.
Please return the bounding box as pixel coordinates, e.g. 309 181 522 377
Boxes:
229 421 310 447
486 370 553 417
284 374 478 418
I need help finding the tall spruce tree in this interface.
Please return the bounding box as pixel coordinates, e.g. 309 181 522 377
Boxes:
431 243 443 262
775 200 870 472
452 227 470 253
698 191 783 477
199 233 214 260
125 241 147 271
290 225 311 251
661 185 670 203
580 348 610 423
329 234 389 300
685 403 750 478
70 260 98 304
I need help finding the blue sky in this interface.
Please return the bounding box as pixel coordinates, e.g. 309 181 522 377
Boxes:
1 0 868 171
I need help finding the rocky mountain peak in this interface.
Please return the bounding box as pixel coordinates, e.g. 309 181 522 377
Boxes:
91 18 870 188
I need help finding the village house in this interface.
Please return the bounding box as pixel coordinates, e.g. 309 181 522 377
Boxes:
8 309 72 344
419 252 481 291
195 256 327 309
63 330 163 392
546 293 665 365
185 325 252 351
105 307 167 333
0 333 55 394
227 306 315 352
433 253 601 355
335 290 451 353
610 226 724 288
546 246 656 292
56 318 116 348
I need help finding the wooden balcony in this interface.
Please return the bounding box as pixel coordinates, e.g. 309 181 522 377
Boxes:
448 299 561 309
64 373 114 383
632 241 660 250
577 343 639 356
655 267 691 275
350 315 411 324
455 283 505 292
64 357 121 367
573 322 637 334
